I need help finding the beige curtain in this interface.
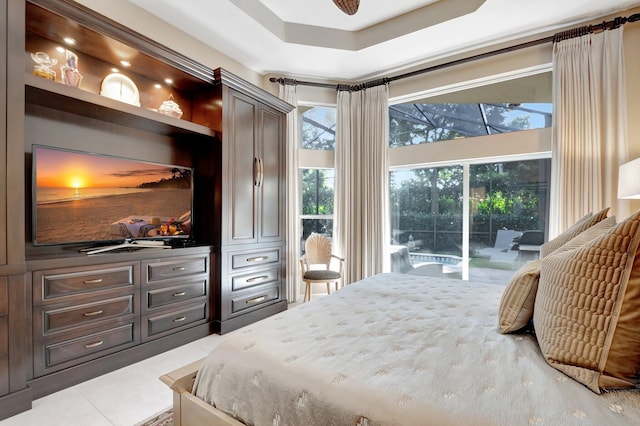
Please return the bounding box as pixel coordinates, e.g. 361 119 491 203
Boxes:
278 83 301 302
334 85 390 284
549 28 629 237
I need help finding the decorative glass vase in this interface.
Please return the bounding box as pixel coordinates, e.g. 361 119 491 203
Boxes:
61 49 83 88
31 51 57 81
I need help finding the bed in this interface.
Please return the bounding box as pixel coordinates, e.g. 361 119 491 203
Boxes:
162 272 640 425
162 208 640 425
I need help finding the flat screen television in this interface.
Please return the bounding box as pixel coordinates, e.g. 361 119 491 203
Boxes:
32 145 194 246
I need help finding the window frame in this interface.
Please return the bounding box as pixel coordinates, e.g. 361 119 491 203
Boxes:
298 103 337 252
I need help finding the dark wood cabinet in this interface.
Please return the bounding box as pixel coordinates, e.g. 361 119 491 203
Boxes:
141 255 210 341
0 0 292 418
223 88 285 246
27 249 211 398
0 0 32 419
32 262 140 377
213 73 292 334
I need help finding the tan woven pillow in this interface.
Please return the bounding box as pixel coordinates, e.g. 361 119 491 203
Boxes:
498 216 616 334
534 210 640 393
539 207 610 257
498 259 542 333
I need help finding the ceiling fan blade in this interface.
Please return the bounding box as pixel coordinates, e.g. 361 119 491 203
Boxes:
333 0 360 15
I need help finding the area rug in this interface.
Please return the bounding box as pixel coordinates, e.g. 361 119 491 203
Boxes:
136 407 173 426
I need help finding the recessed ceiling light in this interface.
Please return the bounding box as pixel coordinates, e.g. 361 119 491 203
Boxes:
63 37 76 45
164 78 173 85
120 60 131 67
55 46 65 53
111 68 119 73
154 83 162 89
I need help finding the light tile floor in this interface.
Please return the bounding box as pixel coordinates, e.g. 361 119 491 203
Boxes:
0 333 222 426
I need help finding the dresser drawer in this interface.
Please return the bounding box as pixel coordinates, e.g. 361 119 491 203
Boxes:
231 284 280 314
145 302 207 338
40 295 135 334
231 249 279 270
231 267 279 291
43 323 136 370
144 256 208 283
146 279 207 310
34 264 136 303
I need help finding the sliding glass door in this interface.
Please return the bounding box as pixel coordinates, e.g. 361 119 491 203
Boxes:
390 158 550 284
390 165 464 277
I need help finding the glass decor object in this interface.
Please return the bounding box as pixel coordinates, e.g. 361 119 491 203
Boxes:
158 94 183 118
60 49 83 87
31 51 57 81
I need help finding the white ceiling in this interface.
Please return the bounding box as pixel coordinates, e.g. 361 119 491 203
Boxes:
128 0 640 81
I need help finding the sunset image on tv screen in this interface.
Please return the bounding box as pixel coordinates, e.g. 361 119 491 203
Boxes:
33 146 192 245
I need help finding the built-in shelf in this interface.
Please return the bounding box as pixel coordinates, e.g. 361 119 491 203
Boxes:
25 74 218 138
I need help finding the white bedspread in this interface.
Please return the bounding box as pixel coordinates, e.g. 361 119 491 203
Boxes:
193 273 640 425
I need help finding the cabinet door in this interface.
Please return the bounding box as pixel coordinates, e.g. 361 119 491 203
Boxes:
226 89 258 245
258 104 284 243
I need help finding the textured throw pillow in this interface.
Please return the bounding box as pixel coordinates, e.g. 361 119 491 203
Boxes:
498 258 542 333
498 216 616 334
539 207 610 257
534 210 640 393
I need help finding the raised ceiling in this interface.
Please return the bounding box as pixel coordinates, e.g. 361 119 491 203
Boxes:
128 0 640 81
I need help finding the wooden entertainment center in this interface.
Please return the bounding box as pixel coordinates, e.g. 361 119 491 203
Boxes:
0 0 292 419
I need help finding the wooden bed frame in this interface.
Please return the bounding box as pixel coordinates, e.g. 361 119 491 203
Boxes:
160 359 243 426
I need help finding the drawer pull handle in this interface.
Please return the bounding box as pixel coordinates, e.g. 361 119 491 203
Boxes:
85 340 103 349
246 296 266 305
83 278 104 284
173 291 186 297
83 309 103 317
172 267 186 272
246 256 268 262
173 316 187 322
247 275 268 283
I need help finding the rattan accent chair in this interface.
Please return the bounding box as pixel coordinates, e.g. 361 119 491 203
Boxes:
300 233 345 302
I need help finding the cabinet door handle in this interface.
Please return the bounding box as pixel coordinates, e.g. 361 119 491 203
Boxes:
254 157 260 186
246 296 266 305
172 266 186 272
173 316 187 322
83 309 103 317
258 158 264 187
246 256 268 262
246 275 268 283
83 278 103 284
173 291 186 297
85 340 103 349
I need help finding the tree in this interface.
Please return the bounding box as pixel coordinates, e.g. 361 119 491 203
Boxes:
301 169 334 240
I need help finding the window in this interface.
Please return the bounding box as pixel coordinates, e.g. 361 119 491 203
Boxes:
299 104 337 254
389 102 552 147
390 166 464 256
300 169 335 250
300 105 336 150
470 160 550 250
390 158 550 282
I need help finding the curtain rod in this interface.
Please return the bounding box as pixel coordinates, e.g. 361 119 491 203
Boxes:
269 12 640 92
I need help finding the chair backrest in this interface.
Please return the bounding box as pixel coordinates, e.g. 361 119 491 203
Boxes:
304 233 333 267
